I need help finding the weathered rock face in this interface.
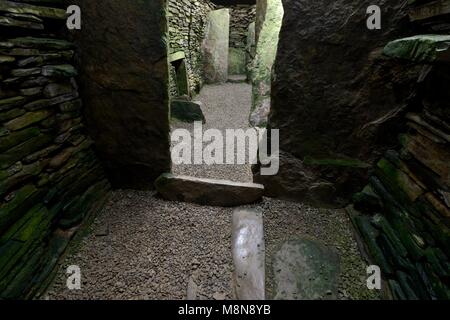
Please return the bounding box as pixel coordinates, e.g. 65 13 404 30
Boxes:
171 100 206 123
0 0 110 299
250 0 283 127
272 239 340 300
264 0 423 205
70 0 171 189
155 173 264 207
203 9 230 83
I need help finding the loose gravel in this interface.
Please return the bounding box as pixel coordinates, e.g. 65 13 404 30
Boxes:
44 83 380 300
171 83 253 183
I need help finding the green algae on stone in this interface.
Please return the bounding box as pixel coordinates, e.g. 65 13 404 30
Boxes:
0 96 26 112
0 1 67 20
8 37 74 50
0 184 44 234
0 133 53 169
251 0 283 111
375 158 425 204
0 126 41 153
0 55 15 64
228 48 247 75
4 110 51 131
41 64 77 78
384 35 450 63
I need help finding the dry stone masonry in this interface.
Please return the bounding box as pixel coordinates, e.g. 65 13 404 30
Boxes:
348 2 450 299
168 0 216 97
227 4 256 76
0 0 110 299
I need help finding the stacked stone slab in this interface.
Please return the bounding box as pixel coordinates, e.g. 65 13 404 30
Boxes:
228 5 256 49
226 5 256 76
348 6 450 299
0 0 110 299
168 0 216 97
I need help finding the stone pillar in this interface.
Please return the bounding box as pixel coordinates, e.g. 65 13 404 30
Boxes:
250 0 284 127
203 9 230 84
69 0 171 189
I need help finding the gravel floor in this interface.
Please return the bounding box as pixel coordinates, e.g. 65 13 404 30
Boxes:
44 194 380 300
171 83 253 183
45 191 235 300
44 82 380 300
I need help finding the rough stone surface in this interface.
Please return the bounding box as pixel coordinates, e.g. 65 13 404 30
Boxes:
155 173 264 207
273 239 340 300
265 0 423 205
232 208 265 300
229 48 247 75
384 35 450 63
250 0 283 126
171 100 206 123
203 9 230 83
69 0 171 189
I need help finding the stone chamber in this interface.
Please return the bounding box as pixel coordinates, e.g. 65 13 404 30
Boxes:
0 0 449 300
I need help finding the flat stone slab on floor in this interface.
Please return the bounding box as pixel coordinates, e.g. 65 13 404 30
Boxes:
155 173 264 207
228 75 247 83
232 209 265 300
273 238 340 300
171 99 206 123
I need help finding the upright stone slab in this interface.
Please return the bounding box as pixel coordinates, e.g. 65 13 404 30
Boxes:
261 0 424 205
203 9 230 83
155 173 264 207
69 0 171 188
171 99 206 123
232 209 265 300
273 239 340 300
246 22 256 80
250 0 284 127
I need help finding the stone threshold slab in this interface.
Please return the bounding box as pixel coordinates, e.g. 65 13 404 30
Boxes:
155 173 264 207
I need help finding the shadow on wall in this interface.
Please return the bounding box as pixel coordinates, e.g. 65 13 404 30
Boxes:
68 0 171 189
249 0 284 128
255 0 424 208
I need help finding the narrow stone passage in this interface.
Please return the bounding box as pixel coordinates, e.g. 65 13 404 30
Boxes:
171 82 253 183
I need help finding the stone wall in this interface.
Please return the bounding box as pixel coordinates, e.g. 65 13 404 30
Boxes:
349 1 450 300
257 0 422 206
229 4 256 49
168 0 216 97
0 0 110 299
69 0 171 189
